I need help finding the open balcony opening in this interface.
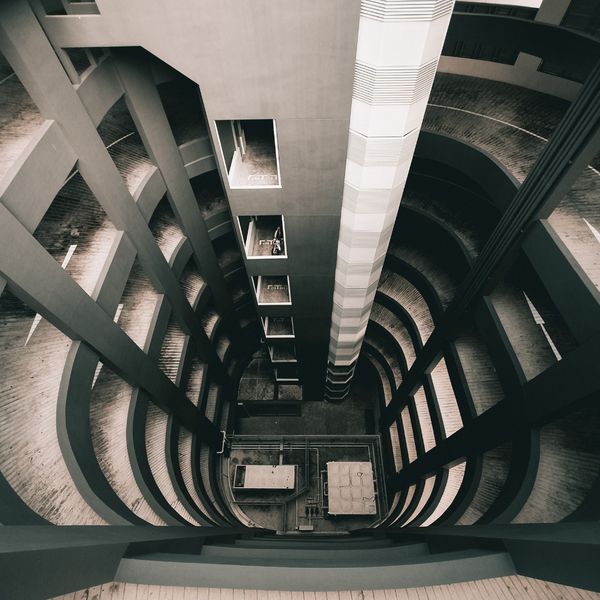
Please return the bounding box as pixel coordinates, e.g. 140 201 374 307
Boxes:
252 276 291 305
269 341 297 363
274 364 299 383
238 215 286 259
215 119 280 188
262 316 295 338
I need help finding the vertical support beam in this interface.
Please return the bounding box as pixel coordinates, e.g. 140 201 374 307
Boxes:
326 0 455 401
113 50 240 342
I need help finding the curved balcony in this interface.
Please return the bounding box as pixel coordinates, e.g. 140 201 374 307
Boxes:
421 461 467 526
364 329 404 390
513 404 600 523
425 73 600 292
378 268 435 344
97 98 154 194
179 259 207 310
144 403 200 525
175 357 215 522
403 181 494 261
0 290 104 524
369 303 417 371
401 476 438 526
458 442 512 525
149 196 185 263
90 365 165 524
387 239 457 310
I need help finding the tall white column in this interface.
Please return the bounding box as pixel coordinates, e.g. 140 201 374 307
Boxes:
326 0 455 400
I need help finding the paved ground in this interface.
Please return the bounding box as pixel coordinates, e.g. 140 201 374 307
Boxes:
234 357 379 436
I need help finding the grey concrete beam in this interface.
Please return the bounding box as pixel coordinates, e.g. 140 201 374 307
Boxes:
0 203 218 442
114 50 240 342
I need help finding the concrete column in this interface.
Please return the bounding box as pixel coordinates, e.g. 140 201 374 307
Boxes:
113 50 240 341
326 0 455 400
0 1 219 369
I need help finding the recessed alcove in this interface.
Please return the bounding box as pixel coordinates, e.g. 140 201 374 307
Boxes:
262 316 295 338
252 275 291 305
238 215 286 259
215 119 280 188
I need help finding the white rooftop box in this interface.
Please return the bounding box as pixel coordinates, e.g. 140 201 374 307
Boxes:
326 461 376 516
233 464 296 490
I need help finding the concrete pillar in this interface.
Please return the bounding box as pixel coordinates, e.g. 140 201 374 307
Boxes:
326 0 455 401
113 50 240 341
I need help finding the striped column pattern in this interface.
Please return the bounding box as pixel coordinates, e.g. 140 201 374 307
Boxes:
325 0 455 401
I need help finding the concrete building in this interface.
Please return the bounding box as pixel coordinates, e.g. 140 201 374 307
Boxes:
0 0 599 597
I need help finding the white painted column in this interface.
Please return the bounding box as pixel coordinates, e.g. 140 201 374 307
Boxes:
326 0 455 400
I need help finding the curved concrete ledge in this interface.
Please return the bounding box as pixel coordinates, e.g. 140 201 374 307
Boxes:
442 457 483 526
135 167 168 222
204 207 232 235
363 338 405 392
191 376 230 525
191 430 227 526
115 549 514 591
409 469 449 528
367 320 449 467
77 58 124 127
391 479 426 526
416 130 518 214
376 291 424 351
57 341 141 524
476 430 539 525
198 382 237 524
170 237 193 276
166 416 214 526
52 231 144 524
126 388 188 525
400 206 472 277
384 254 444 322
369 307 417 373
404 199 483 266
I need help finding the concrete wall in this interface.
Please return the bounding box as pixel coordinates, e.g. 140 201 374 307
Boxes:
36 0 362 398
